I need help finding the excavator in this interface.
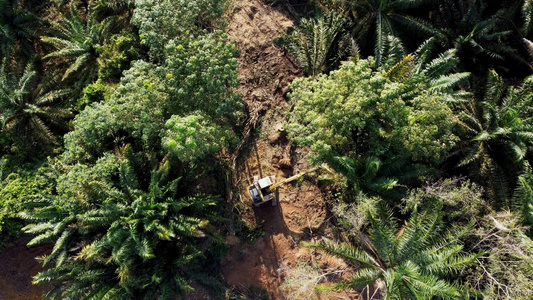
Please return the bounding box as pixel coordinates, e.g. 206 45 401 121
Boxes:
248 167 319 206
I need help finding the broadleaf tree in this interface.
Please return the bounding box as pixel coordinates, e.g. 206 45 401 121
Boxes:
286 47 468 197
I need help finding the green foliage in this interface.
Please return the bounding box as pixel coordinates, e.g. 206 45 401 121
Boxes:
287 54 463 163
163 32 242 121
284 12 352 77
405 178 486 223
286 53 466 196
303 202 482 299
163 113 229 162
0 0 38 62
97 32 140 82
0 60 72 157
0 161 52 239
234 220 265 244
63 61 168 162
53 152 120 204
0 157 55 248
74 81 114 111
64 29 241 162
23 156 223 299
0 173 32 235
41 5 113 81
457 70 533 207
132 0 227 61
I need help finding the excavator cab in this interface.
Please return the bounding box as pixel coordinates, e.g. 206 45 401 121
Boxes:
249 175 276 206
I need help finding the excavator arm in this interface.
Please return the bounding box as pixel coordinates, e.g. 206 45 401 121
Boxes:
268 166 319 190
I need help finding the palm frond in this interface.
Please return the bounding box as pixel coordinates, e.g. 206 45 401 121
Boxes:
420 49 458 79
324 155 358 182
302 239 378 268
484 70 505 105
487 157 511 207
413 37 437 71
368 203 398 265
386 53 414 80
380 35 407 68
428 72 470 93
402 269 461 299
523 0 533 35
397 203 442 262
335 268 382 290
118 160 140 198
514 172 533 225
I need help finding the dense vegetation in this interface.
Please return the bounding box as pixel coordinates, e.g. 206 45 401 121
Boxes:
0 0 532 299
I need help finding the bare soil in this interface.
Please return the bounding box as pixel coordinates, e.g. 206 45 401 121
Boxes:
0 235 51 300
220 0 359 298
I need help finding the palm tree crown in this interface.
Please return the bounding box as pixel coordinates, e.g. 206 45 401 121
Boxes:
284 12 352 77
340 0 437 66
0 0 37 61
23 155 221 299
431 0 518 74
41 5 112 81
458 70 533 206
303 202 482 299
0 60 71 155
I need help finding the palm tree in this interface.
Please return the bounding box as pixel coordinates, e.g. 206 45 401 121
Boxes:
23 155 222 299
284 12 353 77
0 0 38 61
430 0 525 75
457 70 533 207
41 4 112 81
326 0 438 66
0 60 72 156
303 202 482 299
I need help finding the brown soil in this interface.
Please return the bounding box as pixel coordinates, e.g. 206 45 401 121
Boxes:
220 0 359 299
0 235 51 300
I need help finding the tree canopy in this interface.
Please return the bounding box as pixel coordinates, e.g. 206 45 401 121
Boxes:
0 0 533 299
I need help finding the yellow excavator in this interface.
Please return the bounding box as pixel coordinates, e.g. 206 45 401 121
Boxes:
248 167 319 206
